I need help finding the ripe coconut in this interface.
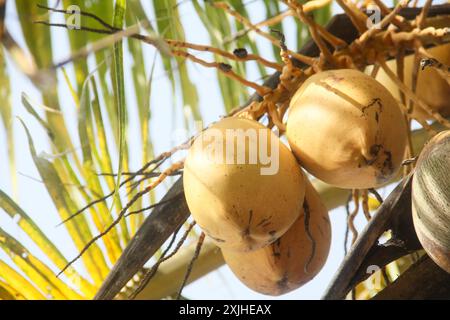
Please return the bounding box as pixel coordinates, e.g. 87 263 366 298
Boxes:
286 69 407 189
412 130 450 273
374 45 450 120
183 117 305 252
221 178 331 295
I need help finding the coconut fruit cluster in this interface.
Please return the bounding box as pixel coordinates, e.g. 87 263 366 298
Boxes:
183 69 412 295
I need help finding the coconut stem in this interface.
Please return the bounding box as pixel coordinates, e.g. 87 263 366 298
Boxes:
348 189 360 245
361 190 372 221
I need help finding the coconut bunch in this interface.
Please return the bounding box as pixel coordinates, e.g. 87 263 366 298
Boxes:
183 118 331 295
183 66 409 295
181 1 450 295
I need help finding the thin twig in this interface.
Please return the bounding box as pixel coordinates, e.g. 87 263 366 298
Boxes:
224 0 332 44
370 63 380 78
368 188 384 205
176 232 205 299
361 190 371 221
166 40 282 71
344 191 352 256
37 6 280 84
57 161 184 276
56 154 171 226
211 1 316 66
128 222 196 299
34 21 114 35
37 3 118 31
170 49 271 96
97 170 182 178
378 57 450 129
125 196 180 217
348 189 360 245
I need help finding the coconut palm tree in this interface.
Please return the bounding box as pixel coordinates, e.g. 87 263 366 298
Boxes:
0 0 449 300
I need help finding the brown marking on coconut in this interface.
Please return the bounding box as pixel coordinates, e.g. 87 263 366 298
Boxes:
221 178 331 295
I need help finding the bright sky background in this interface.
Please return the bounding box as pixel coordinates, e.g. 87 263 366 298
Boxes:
0 0 441 300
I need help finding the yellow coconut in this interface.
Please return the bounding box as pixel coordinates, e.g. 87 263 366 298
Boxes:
183 117 305 252
221 178 331 295
286 69 407 189
412 130 450 273
374 43 450 119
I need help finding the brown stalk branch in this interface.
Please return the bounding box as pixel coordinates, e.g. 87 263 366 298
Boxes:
170 49 271 96
322 174 414 300
211 1 316 66
224 0 332 44
372 255 450 299
166 40 282 71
